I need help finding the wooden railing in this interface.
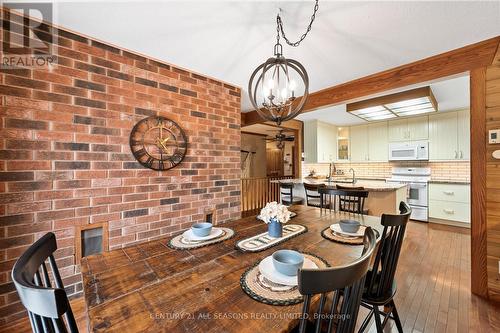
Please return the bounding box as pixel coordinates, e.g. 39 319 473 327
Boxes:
241 176 293 216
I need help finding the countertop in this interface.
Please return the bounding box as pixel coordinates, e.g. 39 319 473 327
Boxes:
429 179 470 185
273 178 407 192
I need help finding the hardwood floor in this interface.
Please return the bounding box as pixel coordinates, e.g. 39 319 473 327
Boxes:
2 220 499 333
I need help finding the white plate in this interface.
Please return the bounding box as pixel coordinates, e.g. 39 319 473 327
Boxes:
330 224 365 237
258 256 318 286
182 227 223 241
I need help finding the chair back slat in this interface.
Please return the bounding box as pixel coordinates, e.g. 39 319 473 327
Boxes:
280 182 298 206
365 201 411 299
12 232 79 333
297 227 377 333
303 183 324 207
318 188 369 215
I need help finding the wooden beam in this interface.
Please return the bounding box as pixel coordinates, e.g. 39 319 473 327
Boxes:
242 36 500 126
470 67 489 298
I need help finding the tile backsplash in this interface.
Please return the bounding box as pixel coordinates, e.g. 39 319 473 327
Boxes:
302 161 470 181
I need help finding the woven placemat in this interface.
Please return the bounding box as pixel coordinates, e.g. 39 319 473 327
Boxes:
240 252 329 306
167 227 234 250
321 227 379 245
235 224 307 253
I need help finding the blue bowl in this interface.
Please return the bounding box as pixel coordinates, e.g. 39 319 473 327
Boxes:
339 220 361 233
272 250 304 276
191 222 212 237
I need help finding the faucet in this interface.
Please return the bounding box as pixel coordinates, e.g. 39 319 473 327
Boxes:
329 162 336 180
349 168 356 184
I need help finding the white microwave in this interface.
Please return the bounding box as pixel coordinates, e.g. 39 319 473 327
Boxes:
388 141 429 161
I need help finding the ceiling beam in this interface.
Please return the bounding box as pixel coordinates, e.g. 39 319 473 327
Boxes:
241 36 500 126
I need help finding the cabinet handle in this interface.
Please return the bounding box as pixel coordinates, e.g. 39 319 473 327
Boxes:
460 151 463 159
443 191 454 195
443 209 455 214
454 151 458 159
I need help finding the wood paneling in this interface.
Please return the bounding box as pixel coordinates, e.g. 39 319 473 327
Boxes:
242 36 500 126
470 67 489 297
486 46 500 302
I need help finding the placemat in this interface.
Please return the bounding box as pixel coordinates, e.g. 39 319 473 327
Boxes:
240 252 329 306
235 224 307 252
167 227 234 250
321 226 379 245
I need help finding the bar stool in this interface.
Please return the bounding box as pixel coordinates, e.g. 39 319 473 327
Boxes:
303 183 324 207
319 188 368 215
280 182 303 206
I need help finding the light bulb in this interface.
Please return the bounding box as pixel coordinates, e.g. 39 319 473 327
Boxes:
280 88 288 100
289 80 297 91
267 78 275 89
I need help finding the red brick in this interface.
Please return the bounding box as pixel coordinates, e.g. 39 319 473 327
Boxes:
0 10 241 323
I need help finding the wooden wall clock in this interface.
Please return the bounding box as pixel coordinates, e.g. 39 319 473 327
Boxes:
129 116 188 171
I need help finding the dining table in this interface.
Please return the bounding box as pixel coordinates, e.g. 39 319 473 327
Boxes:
80 205 384 333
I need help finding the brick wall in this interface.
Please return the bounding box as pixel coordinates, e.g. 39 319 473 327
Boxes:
0 9 241 324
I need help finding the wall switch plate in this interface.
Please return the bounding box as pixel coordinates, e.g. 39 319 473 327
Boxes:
489 129 500 144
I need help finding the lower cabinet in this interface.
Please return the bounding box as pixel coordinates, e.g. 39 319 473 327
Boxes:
428 183 470 223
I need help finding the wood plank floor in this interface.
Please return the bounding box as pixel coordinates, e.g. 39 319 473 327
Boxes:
2 220 500 333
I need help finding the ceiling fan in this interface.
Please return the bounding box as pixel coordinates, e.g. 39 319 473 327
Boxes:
265 130 295 149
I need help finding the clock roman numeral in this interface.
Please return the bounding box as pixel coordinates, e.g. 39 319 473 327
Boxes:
134 148 147 158
145 156 155 168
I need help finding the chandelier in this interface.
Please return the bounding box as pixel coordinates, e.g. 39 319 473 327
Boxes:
248 1 319 125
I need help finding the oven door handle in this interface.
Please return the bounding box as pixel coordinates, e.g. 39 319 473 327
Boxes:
408 184 427 188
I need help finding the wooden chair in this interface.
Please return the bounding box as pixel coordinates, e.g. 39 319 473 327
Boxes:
296 227 377 333
303 183 324 207
318 188 368 215
335 186 369 215
357 201 411 333
12 232 79 333
280 182 304 206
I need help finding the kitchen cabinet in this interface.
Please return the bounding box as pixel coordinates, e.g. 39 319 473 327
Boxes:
429 183 470 223
368 122 388 161
457 110 470 160
350 125 369 162
429 110 469 161
388 116 428 142
350 122 388 162
337 127 349 161
303 120 337 163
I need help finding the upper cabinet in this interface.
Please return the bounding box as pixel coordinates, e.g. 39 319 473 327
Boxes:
456 110 470 160
368 122 388 162
337 127 349 161
350 122 388 162
350 125 369 162
303 110 469 164
303 120 337 163
388 116 428 142
429 110 469 161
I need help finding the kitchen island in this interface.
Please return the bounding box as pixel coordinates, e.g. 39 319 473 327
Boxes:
273 178 408 216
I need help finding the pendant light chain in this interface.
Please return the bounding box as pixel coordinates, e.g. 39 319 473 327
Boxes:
276 0 319 48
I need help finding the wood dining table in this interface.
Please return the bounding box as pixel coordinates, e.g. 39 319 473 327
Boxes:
81 205 384 333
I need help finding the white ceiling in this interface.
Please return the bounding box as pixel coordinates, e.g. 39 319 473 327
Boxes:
48 1 499 112
297 74 471 126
